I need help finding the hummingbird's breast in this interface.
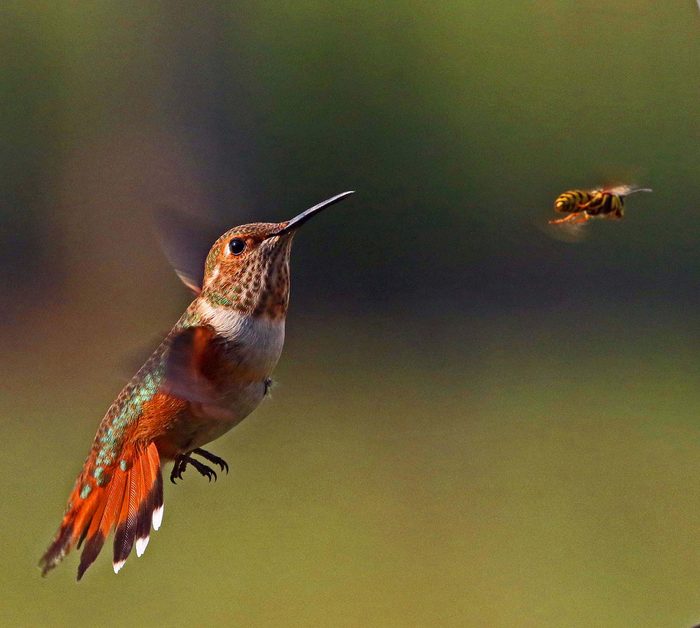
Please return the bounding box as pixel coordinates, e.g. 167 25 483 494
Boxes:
198 300 286 377
169 301 286 452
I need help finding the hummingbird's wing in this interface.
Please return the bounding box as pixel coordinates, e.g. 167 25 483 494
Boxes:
161 326 233 403
153 207 225 295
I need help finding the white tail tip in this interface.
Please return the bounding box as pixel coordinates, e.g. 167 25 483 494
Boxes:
113 559 126 574
152 505 164 531
135 536 150 557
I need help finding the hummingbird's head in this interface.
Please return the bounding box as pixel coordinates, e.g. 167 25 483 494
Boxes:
200 191 354 320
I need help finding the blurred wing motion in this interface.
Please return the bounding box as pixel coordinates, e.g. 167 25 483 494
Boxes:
153 207 225 295
602 185 653 197
161 325 230 403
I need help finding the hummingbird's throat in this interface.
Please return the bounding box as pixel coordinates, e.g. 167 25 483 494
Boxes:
203 283 288 323
205 243 291 320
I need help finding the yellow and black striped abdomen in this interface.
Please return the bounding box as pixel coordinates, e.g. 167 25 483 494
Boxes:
580 191 624 217
553 190 595 214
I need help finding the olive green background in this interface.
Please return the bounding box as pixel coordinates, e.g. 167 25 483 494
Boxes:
1 1 699 626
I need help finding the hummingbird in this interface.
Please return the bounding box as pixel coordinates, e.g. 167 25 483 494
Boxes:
39 190 354 580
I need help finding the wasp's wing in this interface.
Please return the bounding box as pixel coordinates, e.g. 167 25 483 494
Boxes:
601 184 652 197
153 207 225 295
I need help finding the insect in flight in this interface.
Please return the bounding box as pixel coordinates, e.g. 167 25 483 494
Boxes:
548 185 652 230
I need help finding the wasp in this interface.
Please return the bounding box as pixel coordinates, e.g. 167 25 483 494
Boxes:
549 185 652 226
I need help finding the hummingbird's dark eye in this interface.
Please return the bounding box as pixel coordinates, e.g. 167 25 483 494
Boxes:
229 238 246 255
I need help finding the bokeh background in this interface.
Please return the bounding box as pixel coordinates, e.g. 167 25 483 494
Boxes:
2 1 699 626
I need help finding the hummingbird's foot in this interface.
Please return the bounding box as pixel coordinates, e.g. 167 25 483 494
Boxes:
170 453 219 483
191 448 229 475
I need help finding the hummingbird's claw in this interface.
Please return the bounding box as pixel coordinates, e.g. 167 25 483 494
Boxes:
191 448 229 475
188 458 217 482
171 450 227 483
170 457 187 484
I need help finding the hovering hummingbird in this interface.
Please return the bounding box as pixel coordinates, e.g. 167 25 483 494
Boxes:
39 190 355 580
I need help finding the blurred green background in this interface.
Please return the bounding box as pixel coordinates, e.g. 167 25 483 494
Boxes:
2 1 699 626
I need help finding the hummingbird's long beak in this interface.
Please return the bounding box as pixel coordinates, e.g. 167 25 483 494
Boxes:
273 191 355 236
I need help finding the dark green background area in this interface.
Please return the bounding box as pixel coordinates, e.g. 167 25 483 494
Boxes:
1 2 699 626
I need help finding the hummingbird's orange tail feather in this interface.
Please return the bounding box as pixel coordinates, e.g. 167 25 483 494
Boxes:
40 443 163 580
